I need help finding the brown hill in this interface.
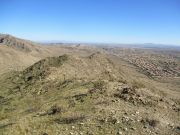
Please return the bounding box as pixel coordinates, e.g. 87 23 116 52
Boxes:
0 35 179 135
0 34 98 74
0 34 39 52
0 53 179 135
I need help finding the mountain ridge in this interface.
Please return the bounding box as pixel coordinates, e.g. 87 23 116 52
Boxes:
0 34 179 135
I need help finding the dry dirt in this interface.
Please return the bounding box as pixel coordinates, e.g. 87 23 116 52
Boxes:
0 35 179 135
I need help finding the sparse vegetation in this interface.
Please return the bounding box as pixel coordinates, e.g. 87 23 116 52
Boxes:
141 118 160 128
93 81 106 91
47 105 62 115
54 114 86 124
0 35 179 135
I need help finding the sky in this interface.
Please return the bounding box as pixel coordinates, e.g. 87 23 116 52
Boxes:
0 0 180 45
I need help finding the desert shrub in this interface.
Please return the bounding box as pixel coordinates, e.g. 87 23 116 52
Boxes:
72 93 87 102
148 119 159 127
68 99 76 108
48 54 68 67
141 118 159 128
88 88 98 94
117 79 127 84
114 87 135 98
54 115 85 124
47 105 62 115
0 96 9 105
176 126 180 131
88 81 106 94
93 81 105 90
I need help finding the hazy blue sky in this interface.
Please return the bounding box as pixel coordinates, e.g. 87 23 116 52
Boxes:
0 0 180 45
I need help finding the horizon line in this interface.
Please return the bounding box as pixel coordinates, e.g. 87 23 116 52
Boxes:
1 33 180 47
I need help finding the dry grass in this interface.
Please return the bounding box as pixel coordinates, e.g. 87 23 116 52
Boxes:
0 35 179 135
131 80 145 89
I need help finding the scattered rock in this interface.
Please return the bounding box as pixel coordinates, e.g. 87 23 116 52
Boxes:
168 123 174 128
130 127 136 130
47 105 61 115
175 126 180 132
73 93 87 102
79 122 85 125
123 127 128 131
114 86 157 106
69 132 74 135
116 130 122 135
141 118 159 128
107 116 118 124
71 126 75 129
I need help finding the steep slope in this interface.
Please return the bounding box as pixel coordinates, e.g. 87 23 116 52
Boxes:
0 34 49 74
0 34 99 75
9 53 124 95
0 34 39 52
0 54 179 135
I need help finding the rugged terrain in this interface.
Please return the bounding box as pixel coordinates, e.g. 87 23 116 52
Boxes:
0 35 179 135
0 34 96 74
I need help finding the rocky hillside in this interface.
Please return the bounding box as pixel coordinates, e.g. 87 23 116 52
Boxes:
0 34 48 74
0 34 99 75
0 34 39 52
0 54 179 135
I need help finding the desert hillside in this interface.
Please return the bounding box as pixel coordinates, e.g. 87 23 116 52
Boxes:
0 34 51 74
1 0 179 134
0 35 179 135
0 34 99 74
